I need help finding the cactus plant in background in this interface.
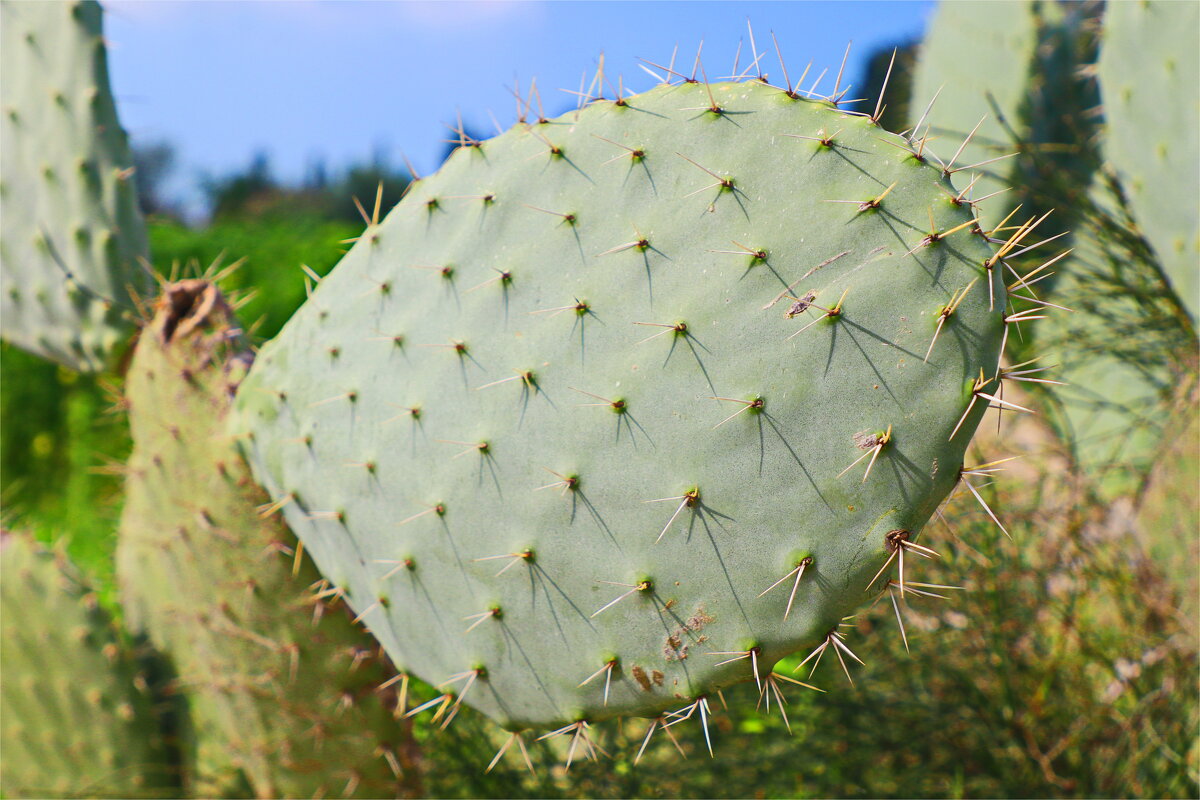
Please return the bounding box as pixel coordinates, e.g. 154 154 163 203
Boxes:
0 0 151 371
1097 0 1200 324
117 277 421 797
909 0 1042 231
233 74 1033 739
911 0 1104 234
0 531 182 798
913 0 1196 499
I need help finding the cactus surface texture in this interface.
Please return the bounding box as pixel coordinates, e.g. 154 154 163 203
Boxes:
0 531 180 798
235 80 1008 731
912 1 1105 233
117 280 417 798
910 0 1039 230
1098 0 1200 323
0 0 151 371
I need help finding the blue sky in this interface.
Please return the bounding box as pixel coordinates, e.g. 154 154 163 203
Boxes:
105 1 935 214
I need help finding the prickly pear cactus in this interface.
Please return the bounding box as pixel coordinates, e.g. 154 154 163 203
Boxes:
0 0 150 371
117 280 418 798
912 1 1104 234
910 0 1039 229
0 531 180 798
234 79 1013 735
1098 0 1200 322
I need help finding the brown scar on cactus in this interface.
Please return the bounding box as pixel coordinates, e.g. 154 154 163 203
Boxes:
786 286 849 339
631 664 654 692
783 291 819 318
764 250 852 309
662 605 713 661
839 424 893 483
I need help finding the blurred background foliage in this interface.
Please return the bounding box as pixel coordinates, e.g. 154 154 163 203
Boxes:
1 33 1195 798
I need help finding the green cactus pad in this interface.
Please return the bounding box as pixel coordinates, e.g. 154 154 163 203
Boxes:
0 532 180 798
1098 0 1200 323
910 0 1039 229
0 0 151 371
117 280 417 798
911 1 1103 237
234 80 1008 731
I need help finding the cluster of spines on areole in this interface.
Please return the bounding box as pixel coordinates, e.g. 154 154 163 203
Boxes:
244 26 1068 770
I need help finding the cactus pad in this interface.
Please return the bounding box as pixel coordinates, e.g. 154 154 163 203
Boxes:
235 80 1008 731
0 0 150 371
1098 0 1200 323
117 280 416 797
0 531 179 798
910 0 1039 229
